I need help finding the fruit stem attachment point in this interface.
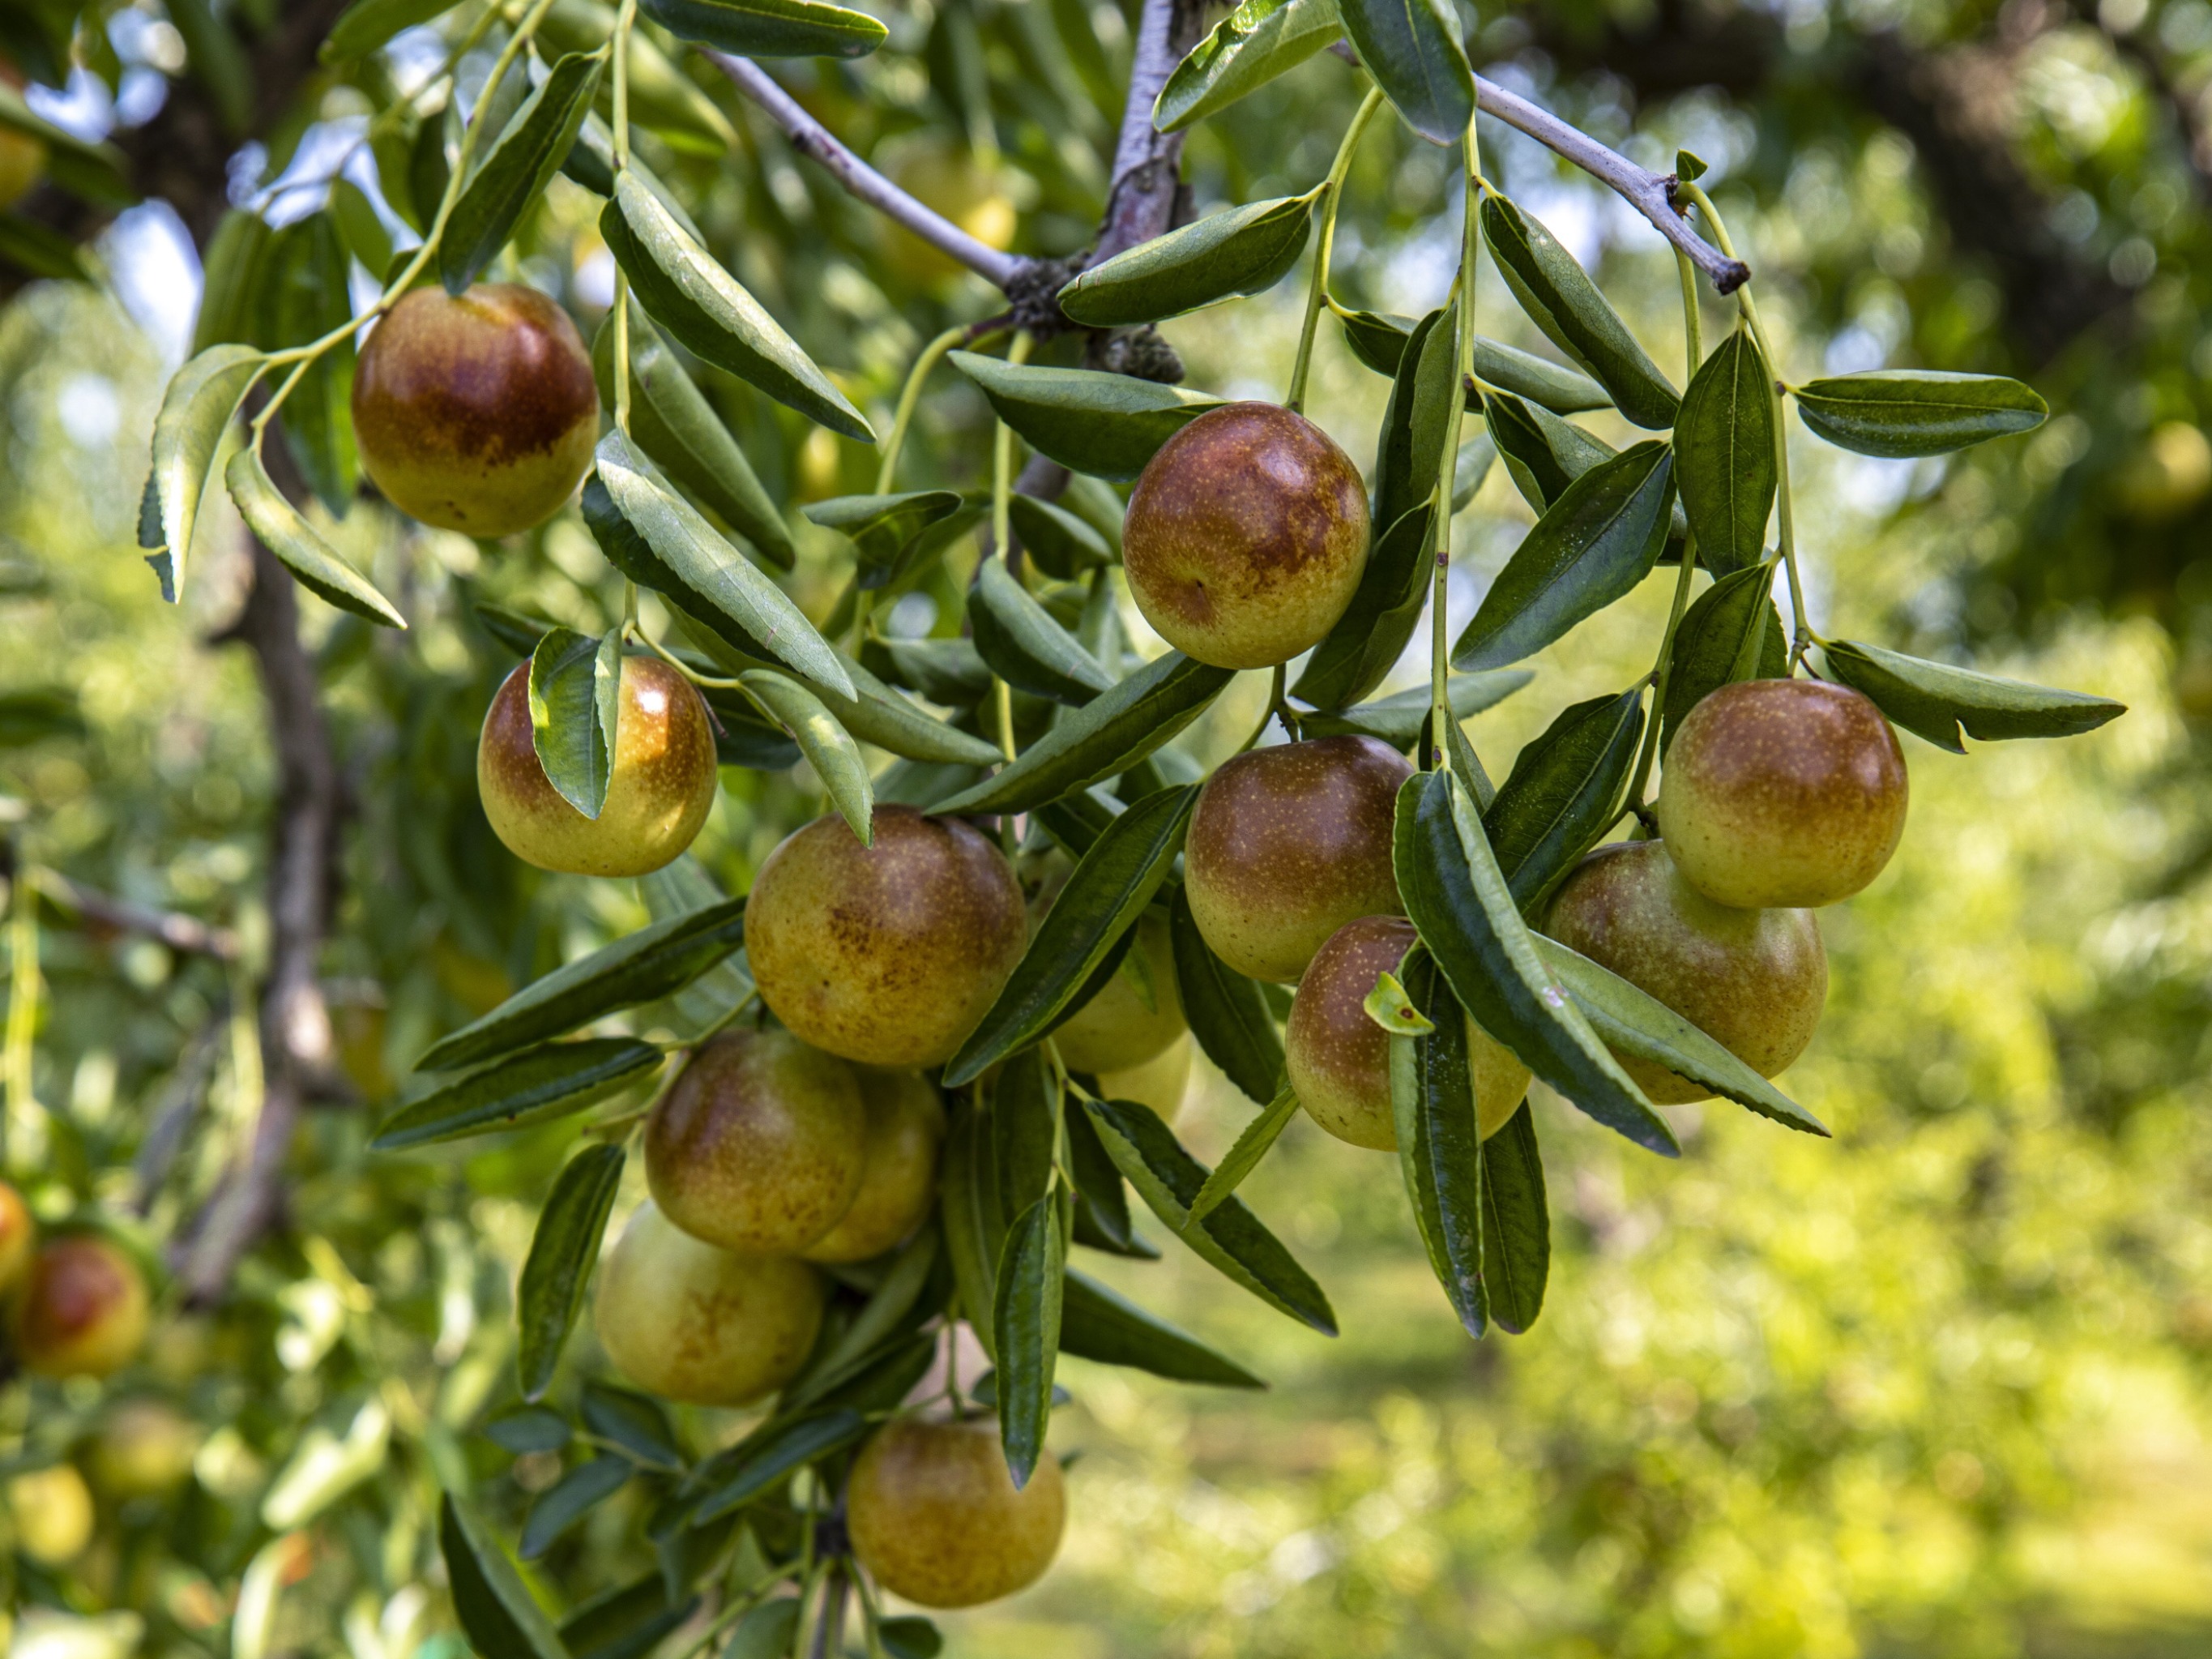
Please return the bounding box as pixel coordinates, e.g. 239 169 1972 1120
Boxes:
1285 84 1386 414
1235 663 1290 753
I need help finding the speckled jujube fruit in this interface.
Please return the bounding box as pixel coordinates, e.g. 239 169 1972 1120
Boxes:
592 1201 824 1407
0 1178 33 1298
1657 679 1908 910
646 1028 867 1254
1544 839 1828 1105
1031 862 1185 1073
1122 402 1370 669
352 283 598 537
12 1233 151 1380
801 1069 946 1263
847 1417 1066 1609
746 806 1028 1067
1286 917 1531 1151
1185 735 1412 984
1095 1032 1193 1124
477 655 719 878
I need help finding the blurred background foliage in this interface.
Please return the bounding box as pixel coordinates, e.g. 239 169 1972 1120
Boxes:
1 0 2210 1655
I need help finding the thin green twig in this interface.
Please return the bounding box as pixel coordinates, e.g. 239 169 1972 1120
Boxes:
1286 84 1386 413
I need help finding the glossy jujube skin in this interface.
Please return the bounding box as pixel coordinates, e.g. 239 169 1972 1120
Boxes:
646 1028 867 1255
1657 678 1908 910
747 806 1028 1067
1185 735 1412 984
1095 1032 1193 1124
1286 917 1531 1151
1123 402 1370 669
801 1069 946 1263
477 656 720 878
1544 839 1828 1105
352 283 599 537
1031 862 1185 1072
847 1417 1066 1609
12 1233 151 1379
592 1201 824 1407
0 1178 33 1297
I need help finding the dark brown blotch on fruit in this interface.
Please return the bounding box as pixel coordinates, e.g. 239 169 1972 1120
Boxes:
12 1233 151 1380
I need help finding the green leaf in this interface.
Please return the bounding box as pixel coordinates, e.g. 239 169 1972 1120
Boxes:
1063 1093 1139 1253
1185 1080 1300 1225
520 1455 631 1559
690 1411 867 1521
442 51 604 294
1532 936 1828 1135
539 0 736 154
258 214 358 519
1388 951 1487 1336
370 1039 663 1150
441 1497 566 1659
330 179 393 276
580 1382 683 1470
561 1580 698 1659
739 669 872 843
562 114 706 242
1792 370 2047 458
1058 188 1321 326
1300 672 1533 750
516 1144 626 1401
993 1050 1061 1221
637 860 755 1037
0 83 135 207
1675 328 1776 576
0 690 84 747
971 557 1116 706
1375 305 1462 541
723 1601 802 1659
1484 686 1645 909
861 635 993 707
640 0 886 57
325 0 459 58
604 173 871 438
1154 0 1343 132
168 0 251 134
408 105 455 235
946 353 1223 481
485 1409 571 1456
1479 1102 1548 1334
1338 0 1473 146
1339 309 1612 413
936 653 1235 815
940 1097 1007 1362
1081 1096 1337 1334
145 344 262 596
944 785 1198 1086
1453 442 1676 670
784 1230 941 1408
224 447 407 628
804 491 967 591
1060 1269 1263 1387
190 211 271 355
1480 195 1680 430
419 898 745 1071
1821 639 2125 753
1394 771 1678 1156
1010 494 1114 580
527 627 617 819
1482 389 1617 512
1168 886 1283 1106
993 1195 1067 1489
1659 562 1786 755
1292 502 1438 711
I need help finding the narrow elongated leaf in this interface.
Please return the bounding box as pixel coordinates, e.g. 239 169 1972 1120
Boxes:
420 898 745 1071
1155 0 1343 131
993 1050 1062 1219
1480 195 1680 430
640 0 886 58
485 1409 571 1455
941 1097 1006 1361
971 558 1115 705
1059 188 1320 326
1389 952 1487 1336
325 0 458 58
331 179 393 275
260 214 357 518
1375 306 1462 541
540 0 736 153
994 1195 1066 1489
1483 389 1616 511
1675 328 1776 575
1395 771 1678 1155
739 670 872 842
1454 443 1676 670
1060 1269 1263 1387
1168 887 1283 1105
1185 1081 1300 1225
370 1039 663 1150
1822 639 2123 750
723 1601 803 1659
442 51 603 293
1793 370 2047 457
190 210 271 354
520 1456 631 1559
944 786 1197 1085
1009 494 1113 579
561 1584 697 1659
947 353 1223 481
1081 1096 1337 1334
562 113 705 241
1302 672 1533 749
1341 310 1612 412
604 173 871 438
862 636 992 707
528 627 615 819
936 653 1234 815
1484 686 1644 909
146 344 262 596
517 1144 626 1400
441 1497 566 1659
1063 1092 1138 1252
690 1411 867 1520
1339 0 1473 145
579 1383 682 1469
1293 503 1438 712
224 448 407 628
1660 562 1786 754
1479 1103 1548 1333
784 1230 940 1407
805 491 967 590
637 861 754 1037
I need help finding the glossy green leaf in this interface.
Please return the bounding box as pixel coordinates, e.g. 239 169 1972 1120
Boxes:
604 173 870 438
371 1039 663 1150
993 1050 1061 1220
1292 502 1438 712
971 557 1115 706
1480 195 1680 430
723 1601 802 1659
861 635 993 707
739 669 872 843
1660 562 1786 755
442 51 604 294
1060 1269 1264 1387
1375 305 1462 541
329 179 393 276
1058 188 1320 326
1185 1080 1300 1226
1154 0 1343 132
224 447 407 629
560 1580 698 1659
1301 672 1533 749
1793 370 2047 458
636 860 754 1038
1168 886 1283 1106
516 1144 626 1401
640 0 886 57
539 0 736 153
145 344 262 597
804 491 967 590
527 627 617 819
520 1455 631 1559
690 1411 867 1521
1009 494 1114 579
1063 1092 1139 1253
1483 389 1616 511
784 1229 940 1408
258 214 357 518
1479 1102 1548 1334
1821 639 2125 752
1339 308 1613 413
579 1382 682 1470
190 210 271 355
1388 951 1488 1336
941 1097 1007 1362
1338 0 1473 145
1675 327 1776 575
324 0 458 58
485 1409 571 1456
1484 686 1645 909
562 114 705 242
947 353 1223 481
994 1194 1067 1489
441 1497 566 1659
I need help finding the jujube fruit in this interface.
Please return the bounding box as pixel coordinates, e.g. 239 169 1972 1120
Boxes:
477 654 719 878
1123 402 1370 669
86 1400 201 1499
592 1201 823 1406
846 1417 1065 1609
1286 916 1530 1151
1095 1032 1193 1124
352 282 598 538
646 1028 867 1255
6 1465 93 1566
0 128 44 211
746 806 1027 1067
1185 735 1411 984
0 1178 33 1298
1657 678 1908 910
1031 865 1184 1073
11 1233 150 1379
1544 839 1827 1105
801 1069 946 1263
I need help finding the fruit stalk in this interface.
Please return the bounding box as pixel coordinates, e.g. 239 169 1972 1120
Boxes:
1285 84 1386 414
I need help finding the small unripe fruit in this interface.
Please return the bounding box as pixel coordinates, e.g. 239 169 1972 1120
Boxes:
1185 736 1411 984
1545 840 1827 1105
477 656 720 878
802 1070 946 1263
0 126 45 211
1657 679 1907 909
352 283 599 537
1032 865 1184 1072
12 1234 150 1380
1286 917 1530 1151
1123 403 1370 669
7 1465 93 1566
86 1400 201 1500
748 806 1028 1067
847 1417 1065 1609
1095 1033 1193 1124
0 1178 33 1298
646 1029 867 1255
592 1202 823 1407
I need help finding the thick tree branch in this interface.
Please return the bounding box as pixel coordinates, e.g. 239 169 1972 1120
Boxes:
28 869 237 960
1097 0 1211 263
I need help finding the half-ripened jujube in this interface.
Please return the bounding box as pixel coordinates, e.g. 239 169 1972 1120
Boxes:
11 1232 151 1380
801 1068 946 1263
846 1417 1066 1609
